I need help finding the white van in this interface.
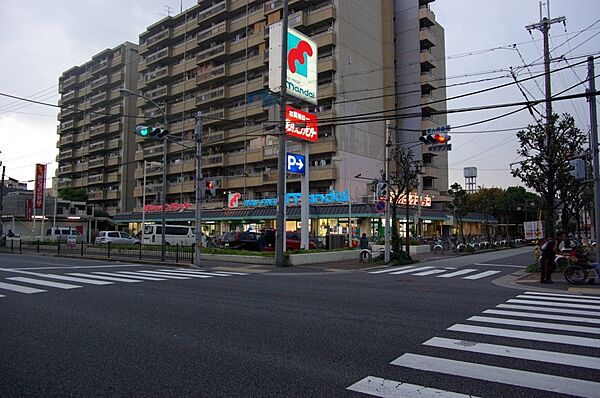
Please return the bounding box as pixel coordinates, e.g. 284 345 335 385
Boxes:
45 227 84 242
143 224 195 246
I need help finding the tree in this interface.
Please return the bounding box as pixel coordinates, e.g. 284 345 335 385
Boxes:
467 187 502 242
388 146 419 254
511 113 587 238
58 187 87 202
446 183 468 242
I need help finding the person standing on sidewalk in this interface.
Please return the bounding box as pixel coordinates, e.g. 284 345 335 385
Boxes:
540 231 565 284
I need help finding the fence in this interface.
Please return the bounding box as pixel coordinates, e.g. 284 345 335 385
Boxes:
3 239 195 264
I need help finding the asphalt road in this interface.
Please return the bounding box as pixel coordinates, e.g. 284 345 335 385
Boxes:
1 250 598 397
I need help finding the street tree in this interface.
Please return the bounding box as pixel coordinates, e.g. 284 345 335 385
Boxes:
58 187 87 202
446 183 468 242
511 113 587 238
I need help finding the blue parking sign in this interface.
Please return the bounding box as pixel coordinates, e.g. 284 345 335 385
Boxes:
286 153 305 174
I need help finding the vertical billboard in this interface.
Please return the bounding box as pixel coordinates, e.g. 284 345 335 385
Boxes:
285 106 318 142
34 163 46 209
269 22 318 104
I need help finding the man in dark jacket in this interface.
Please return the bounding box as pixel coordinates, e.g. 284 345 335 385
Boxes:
540 231 565 284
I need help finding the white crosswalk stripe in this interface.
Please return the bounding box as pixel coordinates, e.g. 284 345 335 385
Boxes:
164 269 235 277
436 268 477 278
144 270 212 279
347 376 479 397
348 292 600 397
18 272 113 285
67 273 143 283
368 266 504 280
462 270 500 280
97 272 167 281
389 266 434 275
133 270 193 279
368 265 421 274
0 281 46 294
7 277 81 290
412 269 447 276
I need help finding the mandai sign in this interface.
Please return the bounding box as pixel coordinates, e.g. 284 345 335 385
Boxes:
243 189 349 207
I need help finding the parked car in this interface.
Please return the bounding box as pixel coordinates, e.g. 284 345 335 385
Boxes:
219 231 265 251
95 231 140 245
262 230 317 251
45 227 84 243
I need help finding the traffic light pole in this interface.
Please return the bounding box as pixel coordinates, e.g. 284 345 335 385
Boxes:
161 136 167 262
587 57 600 263
194 114 203 267
385 121 391 263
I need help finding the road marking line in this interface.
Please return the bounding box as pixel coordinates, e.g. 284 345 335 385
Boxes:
391 353 600 398
423 336 600 370
165 269 233 277
389 266 434 275
368 265 420 274
144 270 212 279
447 324 600 348
497 303 600 317
524 291 600 300
67 273 142 283
0 294 4 298
474 263 526 268
347 375 479 398
7 277 81 290
437 269 477 278
462 270 501 280
519 294 600 304
413 269 447 276
0 281 46 294
483 309 600 324
507 299 600 310
134 271 191 279
210 270 249 276
96 272 166 281
0 263 145 271
467 315 600 335
17 272 112 285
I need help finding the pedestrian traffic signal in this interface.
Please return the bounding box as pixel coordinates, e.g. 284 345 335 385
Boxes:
135 125 169 141
376 181 388 198
569 159 586 181
205 180 217 196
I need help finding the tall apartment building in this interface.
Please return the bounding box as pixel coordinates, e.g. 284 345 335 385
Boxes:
134 0 388 211
55 42 139 216
391 0 449 209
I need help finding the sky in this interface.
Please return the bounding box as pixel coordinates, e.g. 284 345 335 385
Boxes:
0 0 598 191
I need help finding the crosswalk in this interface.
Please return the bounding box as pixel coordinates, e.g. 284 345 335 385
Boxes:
368 265 502 280
0 268 248 299
347 291 600 398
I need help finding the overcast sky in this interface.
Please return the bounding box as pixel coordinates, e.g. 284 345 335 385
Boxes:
0 0 598 191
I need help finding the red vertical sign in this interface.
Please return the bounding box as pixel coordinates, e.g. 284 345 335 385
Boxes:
34 163 46 209
285 106 318 142
25 199 33 220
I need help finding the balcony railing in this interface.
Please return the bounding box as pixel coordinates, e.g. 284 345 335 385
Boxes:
146 48 169 65
146 85 169 100
90 92 107 105
196 42 227 63
145 66 169 83
196 86 225 105
146 29 171 47
197 64 226 84
197 20 228 43
90 124 107 137
91 75 108 90
197 0 228 23
88 158 105 168
61 120 75 131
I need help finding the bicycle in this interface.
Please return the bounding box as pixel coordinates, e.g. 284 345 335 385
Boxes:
564 263 599 285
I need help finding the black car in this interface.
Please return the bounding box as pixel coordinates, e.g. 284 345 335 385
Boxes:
219 231 265 251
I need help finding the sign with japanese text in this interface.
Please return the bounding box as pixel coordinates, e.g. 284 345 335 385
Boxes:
398 194 432 207
25 199 33 220
285 106 318 142
34 163 46 209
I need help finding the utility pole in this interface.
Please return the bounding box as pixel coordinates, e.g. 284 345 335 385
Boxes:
588 57 600 264
526 2 565 238
0 165 5 238
384 121 391 263
194 114 203 267
275 0 289 267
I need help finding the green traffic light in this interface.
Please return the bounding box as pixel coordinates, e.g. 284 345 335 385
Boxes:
140 128 150 136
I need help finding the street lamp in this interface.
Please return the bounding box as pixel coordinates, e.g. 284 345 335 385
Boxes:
119 88 168 262
142 160 162 245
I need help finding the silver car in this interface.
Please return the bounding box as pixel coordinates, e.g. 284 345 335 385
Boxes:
95 231 140 245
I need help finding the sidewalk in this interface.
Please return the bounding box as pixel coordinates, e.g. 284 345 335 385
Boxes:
515 271 600 295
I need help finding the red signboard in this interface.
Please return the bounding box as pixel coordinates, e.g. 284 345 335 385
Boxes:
34 163 46 209
285 106 318 142
25 199 33 220
143 203 193 213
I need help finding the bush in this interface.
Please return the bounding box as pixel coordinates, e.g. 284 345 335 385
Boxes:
391 250 416 266
465 245 475 254
525 259 570 273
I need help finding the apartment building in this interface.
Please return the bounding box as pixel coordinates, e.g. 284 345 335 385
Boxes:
133 0 388 211
392 0 450 209
55 42 139 216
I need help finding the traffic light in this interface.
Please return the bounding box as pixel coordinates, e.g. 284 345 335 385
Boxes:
376 180 388 198
420 132 451 144
569 159 586 181
135 125 169 141
205 180 217 197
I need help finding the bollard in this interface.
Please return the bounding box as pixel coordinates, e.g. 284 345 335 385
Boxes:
139 243 142 261
81 241 84 256
19 239 22 254
57 241 61 255
10 239 13 252
107 242 111 258
175 244 179 263
37 240 40 253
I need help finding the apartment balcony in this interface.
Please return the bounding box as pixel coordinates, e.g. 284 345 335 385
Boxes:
88 190 105 201
57 177 71 188
419 6 436 28
58 149 73 161
170 78 197 97
90 124 107 138
89 141 106 153
106 191 120 200
420 50 436 70
171 40 198 58
203 109 225 126
73 162 88 173
145 65 170 84
318 82 336 100
134 164 164 179
230 7 263 31
60 120 75 131
58 165 73 175
88 173 105 185
168 118 196 135
169 98 196 115
288 10 306 28
197 64 226 85
228 76 263 98
309 137 336 155
59 134 74 146
88 157 105 169
420 71 437 91
264 0 282 14
91 75 108 90
204 154 224 168
170 58 197 76
419 28 436 49
110 71 124 84
310 164 336 181
314 31 336 48
146 85 169 101
197 20 229 45
196 86 226 106
146 47 170 66
224 174 262 189
196 42 228 64
107 138 121 149
80 100 91 111
60 75 77 93
167 181 195 194
227 55 264 78
146 28 171 48
305 4 336 26
227 102 263 120
261 170 278 184
144 144 164 158
62 90 76 103
316 108 336 125
108 121 121 134
72 177 88 188
229 32 264 55
197 0 229 25
90 92 108 106
317 56 336 74
106 157 120 167
112 53 123 67
91 60 109 74
226 148 263 165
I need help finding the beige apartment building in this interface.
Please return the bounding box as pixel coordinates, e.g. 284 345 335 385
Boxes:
55 42 139 216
